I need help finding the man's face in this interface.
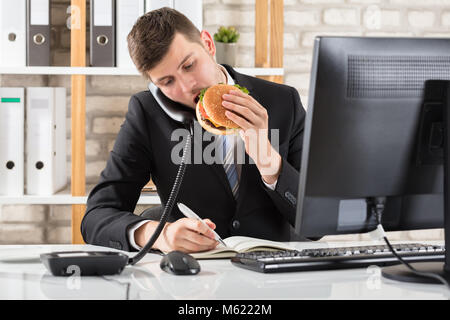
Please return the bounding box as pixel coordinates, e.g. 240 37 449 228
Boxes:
147 31 223 109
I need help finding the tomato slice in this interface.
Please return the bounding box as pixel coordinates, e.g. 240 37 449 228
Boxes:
198 102 209 119
198 101 225 128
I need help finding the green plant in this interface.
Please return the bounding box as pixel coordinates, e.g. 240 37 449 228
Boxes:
213 26 240 43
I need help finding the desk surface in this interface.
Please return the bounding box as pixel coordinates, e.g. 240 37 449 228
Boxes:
0 241 448 300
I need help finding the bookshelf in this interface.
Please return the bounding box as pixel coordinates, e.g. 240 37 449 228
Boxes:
0 0 284 244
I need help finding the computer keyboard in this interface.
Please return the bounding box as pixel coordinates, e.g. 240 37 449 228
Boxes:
230 243 445 273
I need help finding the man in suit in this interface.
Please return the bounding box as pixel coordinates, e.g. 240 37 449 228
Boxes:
81 8 306 253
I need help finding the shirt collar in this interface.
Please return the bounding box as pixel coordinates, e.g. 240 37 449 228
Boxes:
218 64 235 86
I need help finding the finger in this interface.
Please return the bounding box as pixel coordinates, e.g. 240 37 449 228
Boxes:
184 218 216 240
203 219 216 229
231 89 260 107
186 229 218 246
224 91 266 117
223 92 251 108
181 231 218 251
222 100 259 125
239 92 269 121
227 89 248 98
225 110 253 130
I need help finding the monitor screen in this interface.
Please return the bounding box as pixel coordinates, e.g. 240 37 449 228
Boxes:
295 37 450 238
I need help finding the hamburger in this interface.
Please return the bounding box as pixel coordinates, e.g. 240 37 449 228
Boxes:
196 84 249 135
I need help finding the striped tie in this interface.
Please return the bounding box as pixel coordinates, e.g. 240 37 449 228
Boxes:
222 135 239 198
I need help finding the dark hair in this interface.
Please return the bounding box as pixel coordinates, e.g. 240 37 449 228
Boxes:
127 7 202 80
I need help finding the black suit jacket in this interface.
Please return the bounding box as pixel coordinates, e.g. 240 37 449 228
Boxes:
81 65 306 251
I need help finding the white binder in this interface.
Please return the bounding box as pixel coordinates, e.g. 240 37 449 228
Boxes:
174 0 202 31
26 87 67 195
116 0 144 68
0 0 27 67
145 0 173 12
0 88 25 196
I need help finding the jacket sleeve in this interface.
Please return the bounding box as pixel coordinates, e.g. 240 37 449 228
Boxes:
81 95 153 252
261 87 306 226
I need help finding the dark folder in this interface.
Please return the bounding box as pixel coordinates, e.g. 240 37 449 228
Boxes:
90 0 115 67
26 0 51 66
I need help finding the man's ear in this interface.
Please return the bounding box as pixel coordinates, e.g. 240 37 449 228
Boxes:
200 30 216 57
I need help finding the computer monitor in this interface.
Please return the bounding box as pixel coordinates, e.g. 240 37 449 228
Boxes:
294 36 450 283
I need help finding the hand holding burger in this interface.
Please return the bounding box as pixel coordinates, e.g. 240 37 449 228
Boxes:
197 83 282 185
196 84 248 135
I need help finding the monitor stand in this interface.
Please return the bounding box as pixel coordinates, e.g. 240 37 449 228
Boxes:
382 262 450 284
381 80 450 285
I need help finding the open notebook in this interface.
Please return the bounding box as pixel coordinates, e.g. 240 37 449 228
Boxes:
190 236 297 259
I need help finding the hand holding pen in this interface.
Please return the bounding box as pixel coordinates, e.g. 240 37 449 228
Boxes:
136 203 226 253
177 203 227 247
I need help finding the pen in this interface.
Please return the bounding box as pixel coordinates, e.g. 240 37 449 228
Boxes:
177 203 227 247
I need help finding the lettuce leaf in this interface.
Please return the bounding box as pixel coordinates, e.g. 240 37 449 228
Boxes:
198 88 208 103
233 84 249 94
198 84 250 102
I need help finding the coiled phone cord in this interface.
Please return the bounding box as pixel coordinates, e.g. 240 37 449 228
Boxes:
128 124 193 265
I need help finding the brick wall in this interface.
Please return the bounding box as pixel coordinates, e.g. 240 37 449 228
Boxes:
1 0 448 244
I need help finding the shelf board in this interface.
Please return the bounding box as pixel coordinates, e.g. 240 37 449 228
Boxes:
0 192 161 205
0 66 284 76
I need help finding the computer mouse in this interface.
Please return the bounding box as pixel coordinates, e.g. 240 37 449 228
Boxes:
160 251 201 275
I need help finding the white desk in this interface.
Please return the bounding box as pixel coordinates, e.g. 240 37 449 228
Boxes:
0 242 448 300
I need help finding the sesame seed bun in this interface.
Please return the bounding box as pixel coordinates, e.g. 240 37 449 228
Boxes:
196 101 239 135
195 84 242 135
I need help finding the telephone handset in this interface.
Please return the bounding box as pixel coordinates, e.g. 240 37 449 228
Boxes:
148 82 195 129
